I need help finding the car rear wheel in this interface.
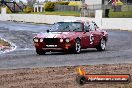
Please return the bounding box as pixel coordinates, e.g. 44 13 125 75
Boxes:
96 38 106 51
73 39 81 54
36 49 46 55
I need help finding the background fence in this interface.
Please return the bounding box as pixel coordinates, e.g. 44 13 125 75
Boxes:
54 5 79 12
54 4 132 17
121 5 132 11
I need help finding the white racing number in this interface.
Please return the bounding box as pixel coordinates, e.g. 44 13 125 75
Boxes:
90 34 94 44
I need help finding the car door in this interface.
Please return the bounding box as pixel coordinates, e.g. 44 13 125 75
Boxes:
82 22 91 48
87 22 96 47
89 22 102 46
93 22 102 45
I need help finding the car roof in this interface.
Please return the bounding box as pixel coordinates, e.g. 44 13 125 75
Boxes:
58 20 84 23
58 20 95 23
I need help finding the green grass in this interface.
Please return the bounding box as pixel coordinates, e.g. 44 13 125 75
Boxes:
0 39 10 46
109 11 132 18
18 11 80 17
43 11 80 16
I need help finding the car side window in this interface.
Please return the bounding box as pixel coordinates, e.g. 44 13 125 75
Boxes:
92 22 99 29
89 23 95 31
84 22 89 32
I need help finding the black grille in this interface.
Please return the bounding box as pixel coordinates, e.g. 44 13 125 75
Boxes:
44 38 59 44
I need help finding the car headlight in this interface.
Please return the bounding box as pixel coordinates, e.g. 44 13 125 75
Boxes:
40 38 43 42
60 38 63 43
65 38 70 43
33 38 39 42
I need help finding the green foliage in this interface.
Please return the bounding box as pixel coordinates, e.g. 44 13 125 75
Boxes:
68 1 82 6
23 6 33 13
56 2 69 5
45 2 55 11
45 2 69 11
6 7 12 13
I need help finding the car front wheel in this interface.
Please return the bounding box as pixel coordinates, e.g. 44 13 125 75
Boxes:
96 38 106 51
36 49 46 55
73 39 81 54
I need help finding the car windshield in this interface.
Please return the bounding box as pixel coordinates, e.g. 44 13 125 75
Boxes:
49 22 82 32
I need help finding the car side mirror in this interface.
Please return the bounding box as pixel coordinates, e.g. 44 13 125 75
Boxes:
84 30 89 32
84 30 89 33
46 29 50 33
86 30 89 32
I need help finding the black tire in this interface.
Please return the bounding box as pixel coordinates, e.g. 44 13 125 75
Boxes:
76 75 86 85
96 38 106 51
73 39 81 54
36 49 46 55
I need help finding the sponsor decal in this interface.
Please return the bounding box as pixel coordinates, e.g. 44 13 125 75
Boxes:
47 33 60 38
76 67 131 85
46 45 57 47
89 34 94 44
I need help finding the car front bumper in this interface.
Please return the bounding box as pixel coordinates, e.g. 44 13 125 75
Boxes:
34 42 73 52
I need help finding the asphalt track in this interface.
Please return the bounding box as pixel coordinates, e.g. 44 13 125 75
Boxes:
0 21 132 69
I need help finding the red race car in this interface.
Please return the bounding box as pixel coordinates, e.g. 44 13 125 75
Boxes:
33 21 108 55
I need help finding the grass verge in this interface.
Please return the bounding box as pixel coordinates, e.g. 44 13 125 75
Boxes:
0 39 10 46
109 11 132 18
18 11 80 17
0 63 131 88
43 11 80 16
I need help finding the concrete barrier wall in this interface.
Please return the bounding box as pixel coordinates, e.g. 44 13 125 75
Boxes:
0 14 94 24
102 18 132 30
0 14 132 30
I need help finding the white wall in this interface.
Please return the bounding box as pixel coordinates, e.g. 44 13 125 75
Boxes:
0 14 132 30
0 14 94 24
102 18 132 30
85 0 102 5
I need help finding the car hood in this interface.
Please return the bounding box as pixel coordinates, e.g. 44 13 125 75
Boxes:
35 32 77 39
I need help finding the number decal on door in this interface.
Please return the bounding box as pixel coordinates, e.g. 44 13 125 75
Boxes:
90 34 94 44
